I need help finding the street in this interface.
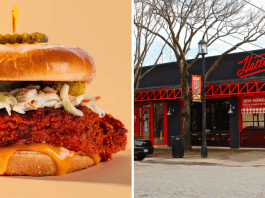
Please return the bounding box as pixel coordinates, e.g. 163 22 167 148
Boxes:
134 161 265 198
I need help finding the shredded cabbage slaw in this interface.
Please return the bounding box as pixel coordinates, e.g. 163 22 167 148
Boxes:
0 84 105 118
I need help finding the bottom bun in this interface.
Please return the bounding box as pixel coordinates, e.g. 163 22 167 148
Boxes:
5 151 95 176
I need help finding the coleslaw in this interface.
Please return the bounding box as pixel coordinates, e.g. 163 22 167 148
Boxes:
0 84 105 117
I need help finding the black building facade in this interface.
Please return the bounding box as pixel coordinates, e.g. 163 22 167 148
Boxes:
134 49 265 148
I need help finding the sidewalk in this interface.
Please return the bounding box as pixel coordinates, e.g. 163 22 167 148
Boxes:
141 146 265 167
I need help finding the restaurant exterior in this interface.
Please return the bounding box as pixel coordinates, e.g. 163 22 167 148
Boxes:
134 49 265 148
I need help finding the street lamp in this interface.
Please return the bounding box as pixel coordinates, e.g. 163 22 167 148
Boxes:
198 39 208 158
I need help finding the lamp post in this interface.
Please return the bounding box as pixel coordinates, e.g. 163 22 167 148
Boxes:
198 39 208 158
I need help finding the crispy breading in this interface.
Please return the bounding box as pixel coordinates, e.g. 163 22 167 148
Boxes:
0 106 127 161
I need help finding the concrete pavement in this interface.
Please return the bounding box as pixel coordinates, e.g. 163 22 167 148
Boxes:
134 162 265 198
141 146 265 167
135 147 265 198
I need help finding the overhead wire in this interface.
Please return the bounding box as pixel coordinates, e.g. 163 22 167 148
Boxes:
203 0 265 50
145 0 265 64
242 0 265 13
201 0 265 59
179 1 265 61
200 29 265 61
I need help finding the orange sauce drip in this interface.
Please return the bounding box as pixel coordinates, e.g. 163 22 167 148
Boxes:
0 144 100 176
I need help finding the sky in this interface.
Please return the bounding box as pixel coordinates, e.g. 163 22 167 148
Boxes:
138 0 265 66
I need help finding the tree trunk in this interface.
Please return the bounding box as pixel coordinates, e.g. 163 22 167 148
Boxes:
180 67 192 151
134 79 140 99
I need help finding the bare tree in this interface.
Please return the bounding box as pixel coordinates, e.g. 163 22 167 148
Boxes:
134 0 167 98
160 44 177 63
135 0 265 151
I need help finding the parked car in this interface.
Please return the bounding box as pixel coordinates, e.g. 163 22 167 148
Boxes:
134 135 154 160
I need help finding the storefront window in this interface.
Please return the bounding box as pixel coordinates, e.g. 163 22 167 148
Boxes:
207 100 230 131
153 103 164 144
242 114 265 130
190 98 230 131
191 102 201 132
134 102 166 145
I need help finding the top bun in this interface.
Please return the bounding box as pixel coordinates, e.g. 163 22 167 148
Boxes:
0 43 96 82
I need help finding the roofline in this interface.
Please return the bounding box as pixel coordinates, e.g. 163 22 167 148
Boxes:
137 77 265 92
142 48 265 68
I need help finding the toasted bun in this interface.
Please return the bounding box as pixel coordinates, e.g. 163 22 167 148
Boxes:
5 151 95 176
0 43 96 82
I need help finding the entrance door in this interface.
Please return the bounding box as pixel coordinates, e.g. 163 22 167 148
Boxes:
141 107 153 140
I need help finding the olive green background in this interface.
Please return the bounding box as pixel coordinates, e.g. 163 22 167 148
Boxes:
0 0 132 197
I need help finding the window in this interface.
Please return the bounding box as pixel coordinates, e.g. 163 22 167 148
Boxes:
191 102 201 132
190 98 230 131
207 100 230 131
242 113 265 130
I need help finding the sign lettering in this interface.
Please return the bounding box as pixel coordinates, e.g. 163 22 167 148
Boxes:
242 96 265 114
237 53 265 78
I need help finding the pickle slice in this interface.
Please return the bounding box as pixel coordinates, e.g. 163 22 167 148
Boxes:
0 32 48 44
55 82 87 96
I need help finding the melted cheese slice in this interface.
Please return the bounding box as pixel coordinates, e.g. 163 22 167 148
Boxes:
0 143 100 176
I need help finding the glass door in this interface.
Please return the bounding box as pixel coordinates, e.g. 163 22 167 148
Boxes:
153 103 165 144
141 107 152 140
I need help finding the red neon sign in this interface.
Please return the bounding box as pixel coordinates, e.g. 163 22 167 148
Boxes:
237 53 265 78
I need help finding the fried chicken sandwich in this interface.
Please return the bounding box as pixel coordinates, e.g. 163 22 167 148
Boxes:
0 36 127 176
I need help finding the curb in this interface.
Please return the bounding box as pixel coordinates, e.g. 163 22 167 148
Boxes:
142 157 265 167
